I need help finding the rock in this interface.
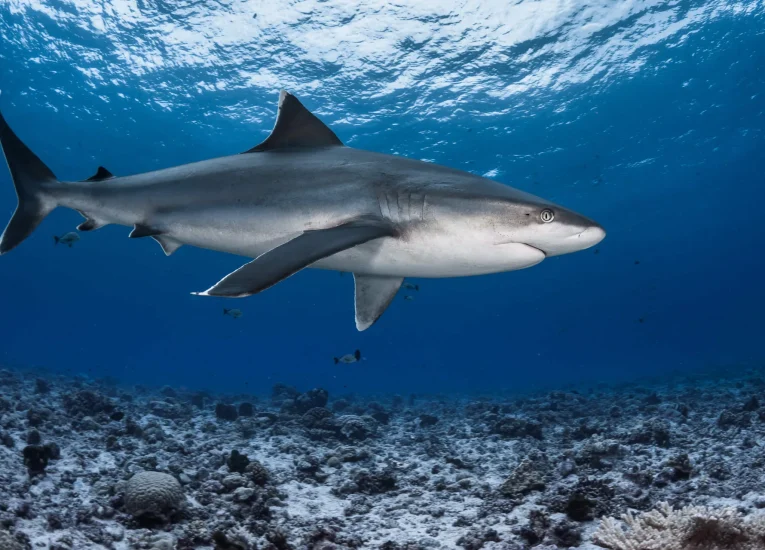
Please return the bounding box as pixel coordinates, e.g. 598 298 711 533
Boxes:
332 399 350 412
558 457 576 477
272 383 300 403
456 528 501 549
302 407 334 429
419 414 439 427
151 400 189 419
516 509 549 546
125 418 144 437
62 390 115 416
354 470 396 494
627 418 671 447
238 402 254 416
43 442 60 460
370 410 390 424
666 453 693 482
492 416 543 439
246 460 270 486
499 459 546 498
23 445 54 475
550 518 582 547
34 378 50 394
190 393 206 409
718 409 751 429
562 478 614 521
221 474 246 491
216 403 238 421
295 388 329 413
227 450 250 473
26 408 48 427
743 396 760 412
338 415 376 440
232 487 255 502
1 432 14 448
0 531 24 550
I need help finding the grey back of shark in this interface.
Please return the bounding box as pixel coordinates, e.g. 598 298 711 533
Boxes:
0 91 605 330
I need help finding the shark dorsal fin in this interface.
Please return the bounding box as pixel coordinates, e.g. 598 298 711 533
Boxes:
243 91 343 153
85 166 114 182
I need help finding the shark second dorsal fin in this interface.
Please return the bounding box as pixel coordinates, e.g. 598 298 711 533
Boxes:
243 91 343 153
85 166 114 182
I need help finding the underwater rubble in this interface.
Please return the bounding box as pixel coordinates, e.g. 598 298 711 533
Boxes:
1 367 765 549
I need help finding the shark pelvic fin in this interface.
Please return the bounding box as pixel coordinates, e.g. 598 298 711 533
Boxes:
243 90 344 153
193 217 396 298
76 217 106 232
353 274 403 331
129 224 162 239
152 235 182 256
84 166 114 182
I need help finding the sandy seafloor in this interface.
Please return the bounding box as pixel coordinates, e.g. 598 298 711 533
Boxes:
1 365 765 550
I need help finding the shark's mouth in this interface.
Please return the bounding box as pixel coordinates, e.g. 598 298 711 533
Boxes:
524 244 547 258
494 240 548 258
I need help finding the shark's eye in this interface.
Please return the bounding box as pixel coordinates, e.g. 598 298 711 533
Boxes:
540 209 555 223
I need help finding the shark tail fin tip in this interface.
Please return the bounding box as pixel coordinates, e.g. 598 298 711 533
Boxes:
0 109 58 255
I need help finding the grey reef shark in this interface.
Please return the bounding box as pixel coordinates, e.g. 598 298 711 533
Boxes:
0 91 605 330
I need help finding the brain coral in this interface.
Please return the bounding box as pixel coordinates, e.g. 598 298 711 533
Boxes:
124 471 184 519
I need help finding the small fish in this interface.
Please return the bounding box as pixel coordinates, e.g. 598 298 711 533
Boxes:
223 308 243 318
404 295 415 301
403 283 419 291
54 232 80 248
334 349 361 364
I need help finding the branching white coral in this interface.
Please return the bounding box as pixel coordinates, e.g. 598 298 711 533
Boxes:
593 502 765 550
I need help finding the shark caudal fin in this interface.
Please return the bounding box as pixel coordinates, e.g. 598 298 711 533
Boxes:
0 110 58 255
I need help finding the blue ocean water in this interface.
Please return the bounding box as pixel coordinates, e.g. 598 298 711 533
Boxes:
0 0 763 396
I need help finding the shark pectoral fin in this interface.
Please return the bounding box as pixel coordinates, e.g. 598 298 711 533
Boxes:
242 91 344 153
152 235 182 256
353 274 403 331
84 166 114 182
194 218 397 298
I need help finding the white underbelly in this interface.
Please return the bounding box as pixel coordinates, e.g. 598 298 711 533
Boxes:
312 238 545 278
165 215 545 278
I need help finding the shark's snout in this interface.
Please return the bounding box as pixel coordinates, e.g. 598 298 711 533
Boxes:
573 223 606 250
522 214 605 257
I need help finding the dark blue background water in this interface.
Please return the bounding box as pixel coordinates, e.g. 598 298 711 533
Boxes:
1 0 763 395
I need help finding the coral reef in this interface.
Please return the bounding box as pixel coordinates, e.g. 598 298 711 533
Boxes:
124 471 185 520
593 502 765 550
0 365 764 548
